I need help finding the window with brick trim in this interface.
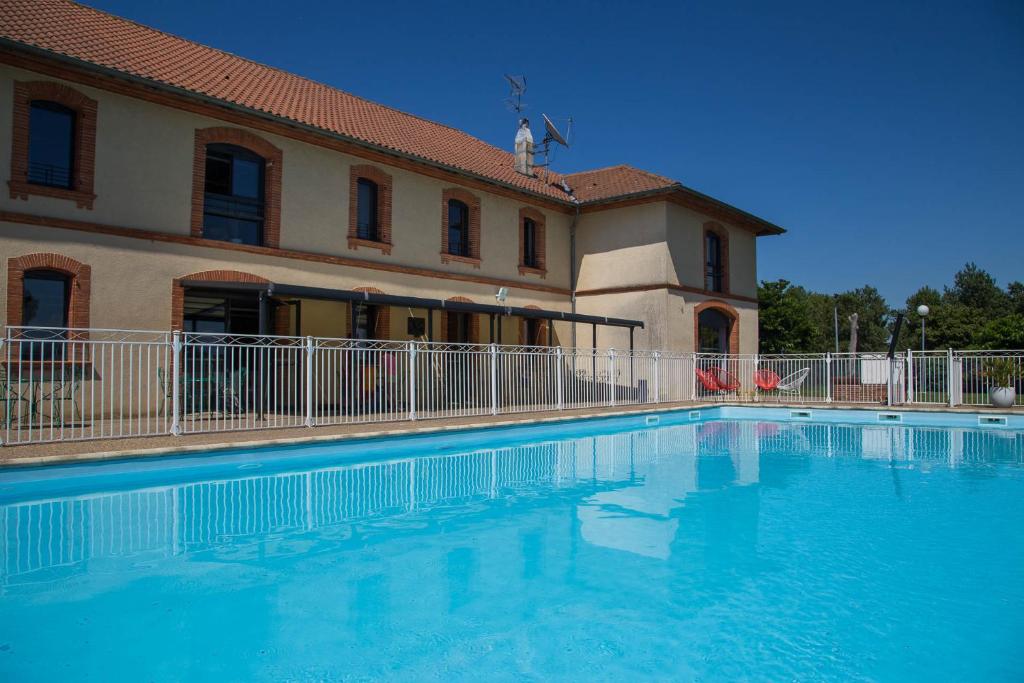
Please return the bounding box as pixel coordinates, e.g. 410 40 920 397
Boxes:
191 127 282 248
703 222 730 294
440 188 481 267
7 253 92 339
8 81 98 209
203 144 266 246
519 306 549 346
348 165 393 253
518 207 547 277
694 300 739 355
348 287 391 340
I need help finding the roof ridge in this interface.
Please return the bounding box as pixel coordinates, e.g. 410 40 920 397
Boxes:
64 0 511 148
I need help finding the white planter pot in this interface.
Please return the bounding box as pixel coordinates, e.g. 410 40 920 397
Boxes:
989 386 1016 409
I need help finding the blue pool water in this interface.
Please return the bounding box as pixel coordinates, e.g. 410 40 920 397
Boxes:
1 411 1023 681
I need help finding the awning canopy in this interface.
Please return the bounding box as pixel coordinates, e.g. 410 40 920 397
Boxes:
181 280 644 330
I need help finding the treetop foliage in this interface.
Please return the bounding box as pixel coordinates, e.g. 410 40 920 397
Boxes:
758 263 1023 353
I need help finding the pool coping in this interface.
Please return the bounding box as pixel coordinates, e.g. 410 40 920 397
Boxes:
2 400 1021 468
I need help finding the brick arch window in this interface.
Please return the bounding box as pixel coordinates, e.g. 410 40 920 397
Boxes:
348 164 393 253
9 81 98 209
348 286 391 340
170 270 270 331
7 253 92 338
519 304 550 347
441 188 481 267
441 296 480 345
191 127 282 248
518 207 547 278
694 300 739 355
703 221 730 294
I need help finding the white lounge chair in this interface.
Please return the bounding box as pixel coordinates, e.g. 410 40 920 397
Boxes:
776 368 810 401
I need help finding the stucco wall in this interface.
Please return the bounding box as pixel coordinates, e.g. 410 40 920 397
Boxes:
0 223 568 332
0 64 572 290
574 202 670 291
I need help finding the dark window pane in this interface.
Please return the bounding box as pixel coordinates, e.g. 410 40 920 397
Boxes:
203 144 265 246
446 312 470 344
523 218 537 267
353 304 380 340
28 101 75 189
705 233 722 292
357 179 379 241
22 271 69 328
232 156 263 199
698 308 731 353
204 153 232 195
448 200 469 256
202 214 262 246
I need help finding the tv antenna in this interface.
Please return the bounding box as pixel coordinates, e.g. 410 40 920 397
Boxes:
504 74 527 114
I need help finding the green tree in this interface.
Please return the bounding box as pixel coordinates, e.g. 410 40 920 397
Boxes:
757 280 816 353
976 314 1024 350
1008 281 1024 316
944 262 1007 316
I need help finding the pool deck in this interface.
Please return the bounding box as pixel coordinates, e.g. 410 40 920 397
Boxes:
2 400 1022 468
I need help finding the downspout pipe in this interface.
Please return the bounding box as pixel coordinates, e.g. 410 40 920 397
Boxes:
569 198 580 349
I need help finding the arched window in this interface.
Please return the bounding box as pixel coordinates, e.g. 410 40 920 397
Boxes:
202 143 266 246
705 231 723 292
697 308 732 354
447 199 470 256
356 178 379 241
28 101 76 189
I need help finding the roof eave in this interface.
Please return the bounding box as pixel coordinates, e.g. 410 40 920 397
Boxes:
578 184 786 236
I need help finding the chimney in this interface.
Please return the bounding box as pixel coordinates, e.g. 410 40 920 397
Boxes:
514 118 534 176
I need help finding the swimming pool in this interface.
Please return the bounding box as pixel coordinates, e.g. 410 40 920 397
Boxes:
1 409 1022 681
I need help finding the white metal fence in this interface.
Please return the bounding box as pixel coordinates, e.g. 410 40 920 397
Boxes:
2 326 1021 446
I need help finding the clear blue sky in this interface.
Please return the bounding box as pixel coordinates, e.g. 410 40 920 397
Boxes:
90 0 1024 305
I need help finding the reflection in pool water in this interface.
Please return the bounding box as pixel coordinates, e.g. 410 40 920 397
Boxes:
1 420 1023 681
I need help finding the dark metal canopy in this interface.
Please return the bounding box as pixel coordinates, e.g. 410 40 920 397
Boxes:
182 280 644 330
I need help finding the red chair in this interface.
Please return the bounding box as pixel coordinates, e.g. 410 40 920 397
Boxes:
695 368 721 394
754 369 781 391
710 366 740 392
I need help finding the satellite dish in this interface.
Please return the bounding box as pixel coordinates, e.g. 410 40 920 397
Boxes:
542 114 569 148
495 287 509 303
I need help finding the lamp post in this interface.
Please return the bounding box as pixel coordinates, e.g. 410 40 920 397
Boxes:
916 304 930 352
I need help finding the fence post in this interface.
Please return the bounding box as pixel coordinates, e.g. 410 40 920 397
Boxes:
653 351 660 404
171 331 182 436
609 348 616 407
490 343 498 415
304 336 315 427
906 349 914 404
825 353 832 403
691 353 698 401
0 334 5 445
556 346 564 410
947 348 955 407
408 342 417 421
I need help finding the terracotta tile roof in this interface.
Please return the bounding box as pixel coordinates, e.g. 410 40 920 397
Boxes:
564 165 679 203
0 0 579 200
0 0 786 232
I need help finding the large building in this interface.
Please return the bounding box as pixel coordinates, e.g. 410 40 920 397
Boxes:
0 0 784 354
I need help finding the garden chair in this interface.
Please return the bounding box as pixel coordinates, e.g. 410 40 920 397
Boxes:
1 365 30 427
776 368 810 401
754 369 781 400
710 367 741 394
695 368 721 396
39 369 84 425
